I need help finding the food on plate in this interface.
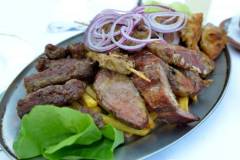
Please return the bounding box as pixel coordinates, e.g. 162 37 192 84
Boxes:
12 3 228 160
25 58 95 93
94 69 149 129
181 13 203 50
200 23 228 59
17 79 86 117
147 41 215 77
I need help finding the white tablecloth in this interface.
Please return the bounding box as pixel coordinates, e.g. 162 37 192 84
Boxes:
0 0 240 159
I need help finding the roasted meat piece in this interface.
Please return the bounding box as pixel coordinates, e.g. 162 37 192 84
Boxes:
17 79 86 117
87 51 134 75
35 55 50 72
159 60 198 96
44 44 67 59
132 51 199 123
25 58 95 93
94 69 148 129
183 70 211 92
67 43 87 59
87 51 150 82
181 13 203 50
157 109 200 123
36 58 92 72
200 23 227 60
147 42 215 77
132 52 178 111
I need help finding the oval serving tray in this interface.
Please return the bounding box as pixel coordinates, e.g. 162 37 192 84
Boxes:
0 33 231 160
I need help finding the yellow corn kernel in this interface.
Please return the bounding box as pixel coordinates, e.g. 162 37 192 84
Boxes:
82 93 97 108
102 114 151 136
178 96 189 112
85 86 97 100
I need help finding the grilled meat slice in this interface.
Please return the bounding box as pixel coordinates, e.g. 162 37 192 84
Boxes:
200 23 227 60
17 79 86 117
86 51 134 75
132 51 199 123
160 60 197 96
25 58 95 93
131 51 179 112
94 69 148 129
36 58 91 72
157 109 200 123
67 43 87 59
181 13 203 50
147 42 215 77
35 55 50 72
183 70 211 93
44 44 67 59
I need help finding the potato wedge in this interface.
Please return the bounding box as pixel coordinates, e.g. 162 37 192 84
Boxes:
102 114 152 136
82 93 98 108
178 96 189 112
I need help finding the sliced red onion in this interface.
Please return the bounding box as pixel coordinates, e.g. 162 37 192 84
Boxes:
110 13 140 49
145 12 187 33
84 5 187 52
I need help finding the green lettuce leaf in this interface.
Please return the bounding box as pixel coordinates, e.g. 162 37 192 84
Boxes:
43 125 124 160
169 2 192 15
144 0 162 13
13 105 124 160
101 125 124 151
143 0 192 15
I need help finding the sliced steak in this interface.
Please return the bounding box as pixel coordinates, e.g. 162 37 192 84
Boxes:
147 42 215 77
67 43 87 59
35 55 50 72
94 69 148 129
131 51 178 112
183 70 211 93
25 58 95 93
132 51 199 123
157 109 200 123
36 58 90 72
159 59 197 96
17 79 86 117
44 44 67 59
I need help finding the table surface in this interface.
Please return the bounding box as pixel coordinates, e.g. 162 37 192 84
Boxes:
0 0 240 160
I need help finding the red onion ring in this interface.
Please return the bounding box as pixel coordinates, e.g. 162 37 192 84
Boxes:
84 5 187 52
145 12 187 33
